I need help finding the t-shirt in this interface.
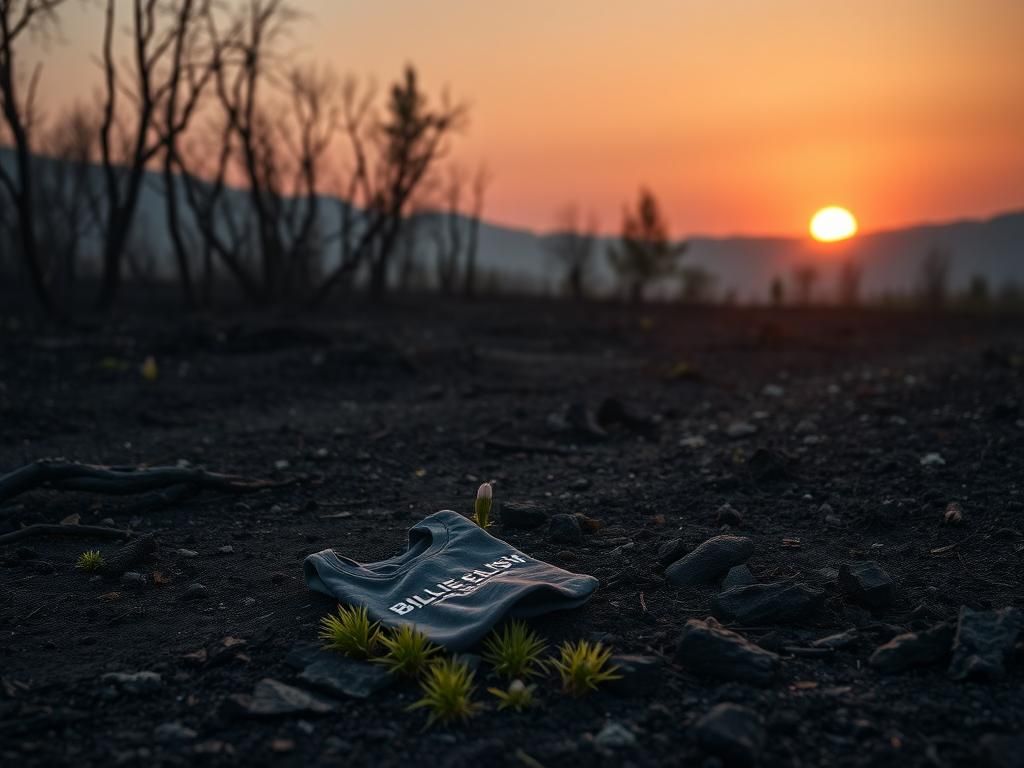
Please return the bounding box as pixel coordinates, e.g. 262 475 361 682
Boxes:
303 509 599 650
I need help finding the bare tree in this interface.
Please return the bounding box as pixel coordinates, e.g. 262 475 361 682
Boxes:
608 188 685 303
432 165 463 295
792 264 818 305
547 203 597 300
836 259 862 306
679 265 716 304
0 0 69 316
770 275 785 306
919 246 950 308
461 163 489 298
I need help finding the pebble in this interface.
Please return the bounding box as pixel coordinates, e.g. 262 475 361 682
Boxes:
675 618 779 685
548 513 583 545
500 501 549 530
722 564 756 590
715 503 744 527
176 548 199 558
594 721 636 749
154 722 197 742
948 606 1023 681
664 535 754 586
920 452 946 467
101 671 163 694
726 421 758 439
838 561 895 609
696 703 765 767
869 622 954 674
812 629 859 650
121 572 147 588
228 678 337 717
713 582 825 625
181 583 209 600
217 545 235 555
679 435 707 449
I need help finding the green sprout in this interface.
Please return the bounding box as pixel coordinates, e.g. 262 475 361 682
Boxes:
549 639 621 697
473 482 493 528
408 657 480 728
375 624 441 678
76 550 106 572
488 679 536 712
318 604 380 659
482 620 547 679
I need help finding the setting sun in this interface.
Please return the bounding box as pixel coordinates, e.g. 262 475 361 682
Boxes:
810 206 858 243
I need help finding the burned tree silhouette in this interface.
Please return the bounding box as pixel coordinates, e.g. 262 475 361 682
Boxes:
548 204 597 300
919 246 951 308
608 188 685 303
792 264 818 305
837 259 862 306
0 0 69 316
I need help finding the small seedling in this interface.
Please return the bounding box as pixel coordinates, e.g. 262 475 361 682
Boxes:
488 679 536 711
376 624 441 678
408 657 480 727
473 482 493 528
549 639 620 696
318 604 380 659
76 550 106 572
482 619 547 679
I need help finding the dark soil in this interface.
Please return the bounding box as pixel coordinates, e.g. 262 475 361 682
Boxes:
2 300 1022 767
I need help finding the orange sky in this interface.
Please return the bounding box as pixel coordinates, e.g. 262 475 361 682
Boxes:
33 0 1024 237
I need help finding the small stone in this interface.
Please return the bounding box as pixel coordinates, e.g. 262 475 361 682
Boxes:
664 535 754 587
500 501 549 530
812 629 859 650
794 419 817 435
241 597 257 607
869 622 954 674
696 703 765 767
217 545 235 555
121 571 147 588
715 504 743 527
594 721 636 749
274 459 291 470
176 548 199 558
228 678 337 717
548 513 583 545
948 606 1023 681
606 655 663 697
675 619 779 686
920 452 945 467
99 518 116 528
154 722 198 742
101 671 163 694
713 582 824 625
726 421 758 439
762 384 785 398
569 478 591 492
680 435 707 449
943 502 964 526
296 652 393 699
657 538 688 566
838 561 895 609
181 583 209 600
722 565 756 590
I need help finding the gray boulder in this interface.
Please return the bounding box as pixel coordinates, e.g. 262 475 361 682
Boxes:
713 582 824 625
869 622 955 674
839 561 895 609
675 618 779 685
665 535 754 586
948 606 1023 681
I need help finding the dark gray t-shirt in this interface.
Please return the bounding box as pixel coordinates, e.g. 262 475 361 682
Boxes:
304 510 599 650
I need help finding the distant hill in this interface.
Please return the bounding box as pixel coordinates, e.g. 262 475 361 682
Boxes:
3 147 1022 301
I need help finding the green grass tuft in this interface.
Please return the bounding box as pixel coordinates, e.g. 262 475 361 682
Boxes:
375 624 441 678
549 639 621 696
318 604 380 659
408 657 480 727
75 550 106 572
482 619 547 679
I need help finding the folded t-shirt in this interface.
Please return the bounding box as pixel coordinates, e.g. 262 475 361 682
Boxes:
303 509 599 650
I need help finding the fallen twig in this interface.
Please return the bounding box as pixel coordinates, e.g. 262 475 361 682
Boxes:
0 523 135 546
0 459 292 507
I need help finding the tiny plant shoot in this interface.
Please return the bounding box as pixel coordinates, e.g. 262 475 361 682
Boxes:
409 657 480 727
488 679 536 711
550 639 621 696
318 604 380 659
473 482 493 528
482 619 547 679
376 625 441 678
76 550 106 572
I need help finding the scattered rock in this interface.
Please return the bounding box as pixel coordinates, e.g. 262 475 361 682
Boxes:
943 502 964 526
920 452 945 467
812 629 859 650
713 582 824 625
181 583 209 600
657 538 688 566
696 703 765 767
948 606 1023 681
500 501 549 530
217 545 235 555
715 504 744 527
869 622 955 674
569 478 590 492
176 548 199 558
838 561 895 609
594 721 636 749
121 571 147 588
228 678 337 717
679 435 707 449
664 535 754 586
675 618 779 685
794 419 817 435
101 671 163 694
154 722 198 742
548 513 583 545
298 654 393 699
726 421 758 439
606 654 663 697
722 564 756 590
762 384 785 398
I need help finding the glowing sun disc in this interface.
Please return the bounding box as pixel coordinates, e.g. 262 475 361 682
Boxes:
810 206 858 242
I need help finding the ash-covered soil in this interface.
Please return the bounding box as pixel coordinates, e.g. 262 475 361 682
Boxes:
1 300 1022 767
